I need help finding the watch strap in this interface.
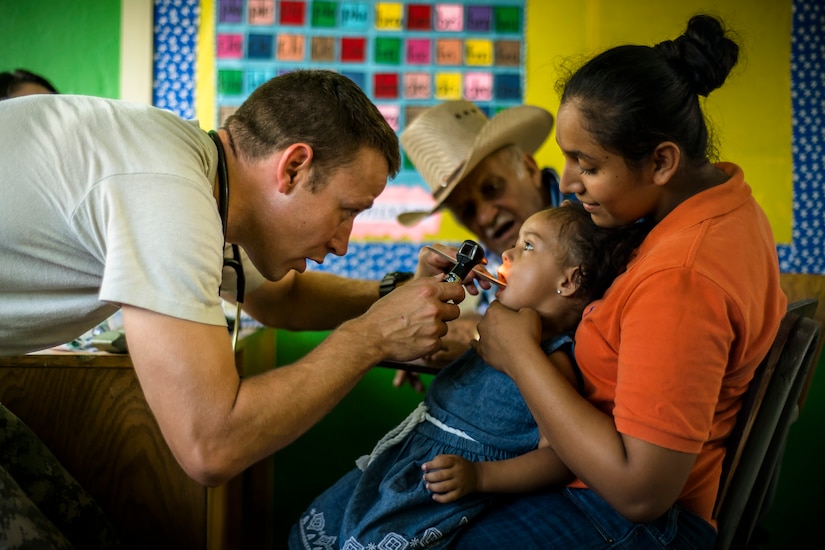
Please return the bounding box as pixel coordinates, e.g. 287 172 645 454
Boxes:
379 271 414 298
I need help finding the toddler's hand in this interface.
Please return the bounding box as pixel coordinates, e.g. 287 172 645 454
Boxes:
422 454 480 503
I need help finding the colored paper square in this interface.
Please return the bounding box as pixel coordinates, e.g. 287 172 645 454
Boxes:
465 39 493 66
247 34 274 59
277 34 305 61
341 37 366 62
435 4 463 32
494 6 521 34
435 72 462 99
375 37 402 64
406 4 431 30
373 73 399 99
248 0 275 25
404 73 431 99
375 3 403 30
494 73 521 100
377 104 400 131
312 1 337 27
464 72 493 101
467 5 493 32
218 0 243 23
246 34 275 59
247 69 275 92
311 36 335 62
406 39 431 65
341 3 369 29
217 34 244 59
218 69 243 95
341 71 366 90
495 40 521 66
436 39 462 65
280 1 306 25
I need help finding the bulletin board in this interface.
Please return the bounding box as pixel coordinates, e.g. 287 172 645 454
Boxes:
213 0 527 182
153 0 825 276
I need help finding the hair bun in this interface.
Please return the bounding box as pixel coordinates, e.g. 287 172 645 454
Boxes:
655 14 739 97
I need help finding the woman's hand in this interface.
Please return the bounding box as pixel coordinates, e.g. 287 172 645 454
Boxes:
471 302 542 374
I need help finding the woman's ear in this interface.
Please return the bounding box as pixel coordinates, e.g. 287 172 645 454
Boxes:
556 266 581 297
651 142 681 186
276 143 313 192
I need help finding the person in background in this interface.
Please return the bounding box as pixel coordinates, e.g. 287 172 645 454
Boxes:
450 14 786 549
394 100 571 373
291 203 652 550
0 68 58 99
0 69 465 547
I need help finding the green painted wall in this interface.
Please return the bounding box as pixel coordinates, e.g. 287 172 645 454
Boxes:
0 0 120 98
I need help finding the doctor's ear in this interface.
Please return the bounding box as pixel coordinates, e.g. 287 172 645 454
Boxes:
276 143 313 191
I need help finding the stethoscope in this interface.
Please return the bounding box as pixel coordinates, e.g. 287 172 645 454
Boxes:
208 130 245 350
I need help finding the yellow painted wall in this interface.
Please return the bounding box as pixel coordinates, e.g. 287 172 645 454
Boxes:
197 0 216 129
525 1 793 243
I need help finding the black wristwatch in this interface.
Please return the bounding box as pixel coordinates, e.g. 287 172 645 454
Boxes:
379 271 414 298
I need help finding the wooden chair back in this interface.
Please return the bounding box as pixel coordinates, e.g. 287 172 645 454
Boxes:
713 298 820 550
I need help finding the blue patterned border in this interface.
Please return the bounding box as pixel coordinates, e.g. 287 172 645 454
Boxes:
152 0 824 277
152 0 199 119
777 0 824 274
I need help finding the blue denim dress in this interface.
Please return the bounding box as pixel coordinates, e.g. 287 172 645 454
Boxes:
290 334 574 550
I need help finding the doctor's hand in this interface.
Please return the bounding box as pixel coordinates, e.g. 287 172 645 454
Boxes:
392 313 479 392
354 276 464 364
415 244 494 297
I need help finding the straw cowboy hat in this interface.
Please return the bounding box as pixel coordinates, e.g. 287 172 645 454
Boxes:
397 100 554 227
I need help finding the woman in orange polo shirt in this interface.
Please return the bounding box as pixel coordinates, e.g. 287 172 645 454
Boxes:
453 14 786 549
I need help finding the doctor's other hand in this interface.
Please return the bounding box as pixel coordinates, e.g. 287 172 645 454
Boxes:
415 244 493 296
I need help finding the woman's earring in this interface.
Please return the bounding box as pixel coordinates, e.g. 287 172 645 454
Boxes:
556 289 562 295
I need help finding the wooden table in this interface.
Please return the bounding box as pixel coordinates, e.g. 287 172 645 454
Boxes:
0 328 277 549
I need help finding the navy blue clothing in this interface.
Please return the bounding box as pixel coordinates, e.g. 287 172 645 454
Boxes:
451 488 717 549
290 335 574 550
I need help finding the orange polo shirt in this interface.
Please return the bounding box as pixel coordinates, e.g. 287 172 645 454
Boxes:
570 163 786 527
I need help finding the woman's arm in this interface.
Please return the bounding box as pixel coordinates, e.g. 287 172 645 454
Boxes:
472 302 697 523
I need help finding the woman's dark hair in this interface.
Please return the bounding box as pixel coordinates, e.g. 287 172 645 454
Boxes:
547 202 653 305
0 68 58 98
224 69 400 190
558 14 739 169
